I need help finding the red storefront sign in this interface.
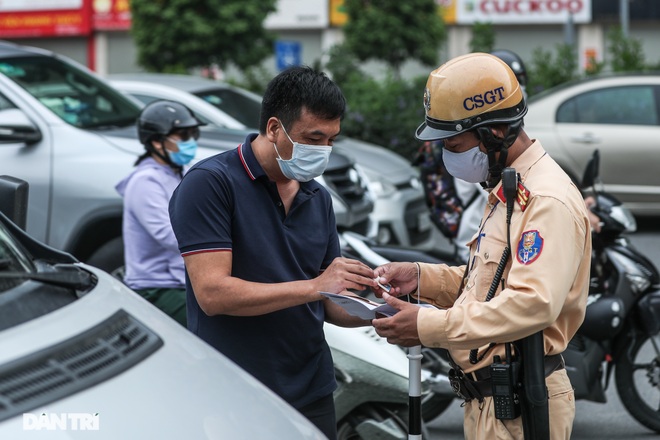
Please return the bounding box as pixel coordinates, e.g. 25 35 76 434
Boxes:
93 0 131 31
0 0 132 37
0 0 93 38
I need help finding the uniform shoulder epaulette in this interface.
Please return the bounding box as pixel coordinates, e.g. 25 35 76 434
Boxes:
495 181 531 212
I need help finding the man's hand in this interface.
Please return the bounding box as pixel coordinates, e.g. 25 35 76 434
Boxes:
316 257 377 294
584 196 603 233
373 262 418 298
372 293 422 347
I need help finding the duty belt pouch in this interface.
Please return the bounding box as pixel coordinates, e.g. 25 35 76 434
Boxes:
448 368 483 402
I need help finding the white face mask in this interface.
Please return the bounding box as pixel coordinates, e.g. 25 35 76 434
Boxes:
442 145 490 183
273 122 332 182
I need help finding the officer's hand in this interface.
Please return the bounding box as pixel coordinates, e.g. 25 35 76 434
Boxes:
372 293 421 347
372 262 418 298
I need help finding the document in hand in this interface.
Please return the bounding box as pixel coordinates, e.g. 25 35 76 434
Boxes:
319 292 401 320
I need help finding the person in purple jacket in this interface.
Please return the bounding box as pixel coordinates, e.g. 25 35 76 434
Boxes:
115 100 204 326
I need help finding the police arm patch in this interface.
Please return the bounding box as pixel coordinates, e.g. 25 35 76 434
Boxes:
516 230 543 265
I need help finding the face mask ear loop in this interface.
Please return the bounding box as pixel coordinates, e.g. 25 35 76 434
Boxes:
273 142 284 160
274 120 295 161
280 122 294 144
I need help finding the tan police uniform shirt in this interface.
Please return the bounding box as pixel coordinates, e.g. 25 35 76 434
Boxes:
415 140 592 373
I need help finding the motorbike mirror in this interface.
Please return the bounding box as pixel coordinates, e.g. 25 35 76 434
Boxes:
581 149 600 189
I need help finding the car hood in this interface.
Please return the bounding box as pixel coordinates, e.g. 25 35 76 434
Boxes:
334 137 417 184
90 125 246 164
0 265 325 439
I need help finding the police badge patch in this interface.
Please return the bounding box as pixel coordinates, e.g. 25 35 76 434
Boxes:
423 87 431 114
516 230 543 265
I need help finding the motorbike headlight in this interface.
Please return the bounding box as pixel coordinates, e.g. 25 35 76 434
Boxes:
626 273 651 294
609 205 637 233
607 249 652 295
349 164 376 203
359 166 397 199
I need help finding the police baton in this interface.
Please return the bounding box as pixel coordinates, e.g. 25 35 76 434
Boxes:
407 345 423 440
519 331 550 440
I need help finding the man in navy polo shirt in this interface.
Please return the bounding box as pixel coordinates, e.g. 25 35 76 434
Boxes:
169 66 377 439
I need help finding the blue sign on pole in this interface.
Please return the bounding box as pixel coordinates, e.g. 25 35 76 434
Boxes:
275 40 301 71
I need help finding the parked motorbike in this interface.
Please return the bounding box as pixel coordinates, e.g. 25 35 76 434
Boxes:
340 232 458 423
564 150 660 433
325 323 431 439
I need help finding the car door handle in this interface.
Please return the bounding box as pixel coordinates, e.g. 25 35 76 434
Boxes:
570 133 600 144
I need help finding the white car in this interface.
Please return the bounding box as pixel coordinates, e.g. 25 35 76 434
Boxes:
0 177 325 439
525 74 660 216
108 73 435 249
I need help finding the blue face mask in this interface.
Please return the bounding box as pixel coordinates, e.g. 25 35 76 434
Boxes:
273 122 332 182
167 138 198 166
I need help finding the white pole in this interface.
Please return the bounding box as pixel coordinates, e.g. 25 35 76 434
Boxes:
408 345 423 439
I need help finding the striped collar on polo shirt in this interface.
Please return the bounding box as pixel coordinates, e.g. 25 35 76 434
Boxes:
237 133 267 181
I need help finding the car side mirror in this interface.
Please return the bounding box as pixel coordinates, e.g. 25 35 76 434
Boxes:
581 149 600 189
0 108 42 144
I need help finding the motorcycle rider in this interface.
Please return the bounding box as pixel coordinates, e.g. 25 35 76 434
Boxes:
116 100 203 326
371 53 592 439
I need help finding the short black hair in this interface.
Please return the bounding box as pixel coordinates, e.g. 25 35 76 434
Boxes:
259 65 346 134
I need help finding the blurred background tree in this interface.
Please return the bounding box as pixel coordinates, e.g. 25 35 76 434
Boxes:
470 22 496 53
325 0 445 159
607 26 646 72
325 44 428 159
130 0 276 73
526 26 655 95
527 43 580 96
342 0 446 79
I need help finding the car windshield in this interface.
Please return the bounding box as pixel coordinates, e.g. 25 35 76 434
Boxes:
194 87 262 129
0 221 34 292
0 56 140 129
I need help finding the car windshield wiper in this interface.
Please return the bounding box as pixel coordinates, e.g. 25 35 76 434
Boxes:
0 258 12 270
0 266 95 290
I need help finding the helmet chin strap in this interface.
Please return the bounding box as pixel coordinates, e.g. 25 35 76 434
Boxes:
476 120 523 188
147 138 182 172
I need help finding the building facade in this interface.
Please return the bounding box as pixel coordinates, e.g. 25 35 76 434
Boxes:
1 0 659 80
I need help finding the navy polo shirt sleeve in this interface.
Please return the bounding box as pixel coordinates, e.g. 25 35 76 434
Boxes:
169 159 233 255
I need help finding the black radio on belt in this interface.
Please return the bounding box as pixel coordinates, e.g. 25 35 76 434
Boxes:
490 353 521 420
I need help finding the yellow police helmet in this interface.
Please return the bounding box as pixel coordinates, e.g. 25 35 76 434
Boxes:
415 52 527 141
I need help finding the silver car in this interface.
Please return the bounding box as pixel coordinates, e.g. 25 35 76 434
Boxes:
107 73 435 249
0 177 325 439
525 74 660 216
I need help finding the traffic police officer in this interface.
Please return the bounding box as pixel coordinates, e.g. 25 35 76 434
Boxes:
372 53 592 439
